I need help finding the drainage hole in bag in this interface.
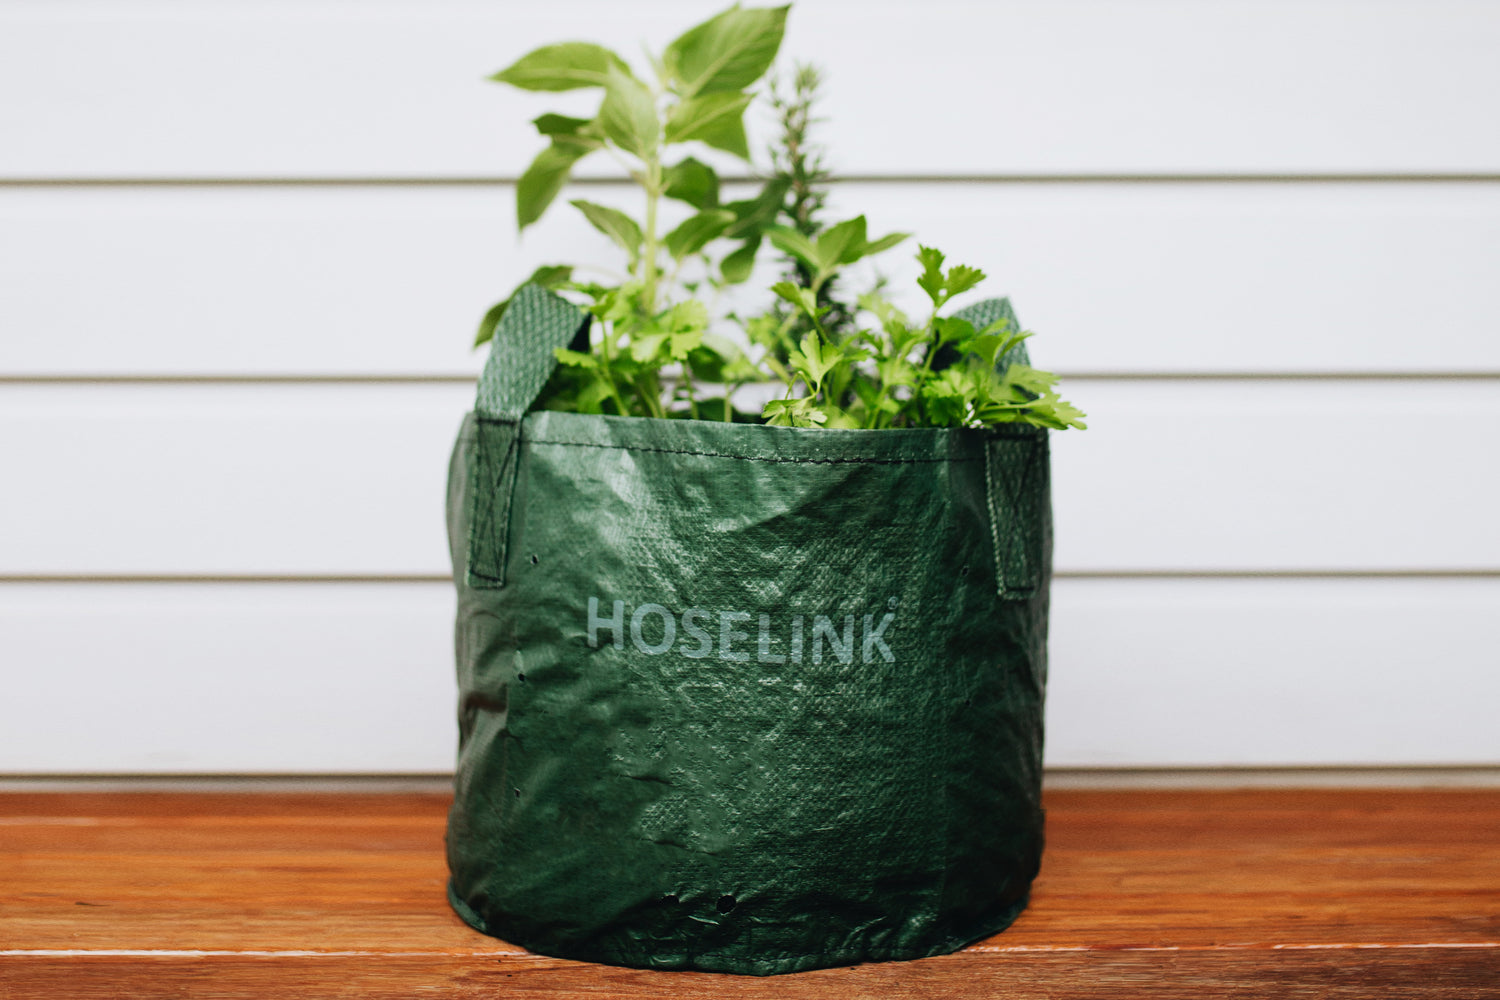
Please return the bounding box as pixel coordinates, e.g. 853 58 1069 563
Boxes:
530 555 539 565
716 895 737 914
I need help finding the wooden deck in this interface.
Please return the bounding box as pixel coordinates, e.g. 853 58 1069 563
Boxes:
2 788 1497 997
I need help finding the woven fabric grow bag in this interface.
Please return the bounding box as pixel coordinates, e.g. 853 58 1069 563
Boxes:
445 284 1051 976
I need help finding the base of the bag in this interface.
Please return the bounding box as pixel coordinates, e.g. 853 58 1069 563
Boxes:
446 881 1031 976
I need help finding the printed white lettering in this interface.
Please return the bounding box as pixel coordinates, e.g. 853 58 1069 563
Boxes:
679 608 713 659
719 610 751 662
630 603 676 655
811 614 854 665
757 613 785 664
588 597 625 650
862 612 895 663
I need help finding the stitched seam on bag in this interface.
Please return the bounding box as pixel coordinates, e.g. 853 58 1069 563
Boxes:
521 439 979 465
983 441 1009 594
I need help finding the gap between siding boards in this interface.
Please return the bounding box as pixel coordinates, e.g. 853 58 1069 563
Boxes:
6 173 1500 188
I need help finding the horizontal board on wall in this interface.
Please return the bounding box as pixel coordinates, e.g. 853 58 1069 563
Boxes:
6 182 1500 376
3 0 1500 179
2 577 1496 772
1 380 1497 576
0 582 457 772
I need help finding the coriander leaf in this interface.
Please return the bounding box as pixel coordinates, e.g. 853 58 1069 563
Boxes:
662 157 720 209
491 43 632 92
663 299 709 334
665 4 789 98
944 263 986 300
664 91 754 158
553 347 598 368
763 396 829 428
789 330 838 388
570 199 644 262
916 245 946 305
664 208 736 260
630 333 668 363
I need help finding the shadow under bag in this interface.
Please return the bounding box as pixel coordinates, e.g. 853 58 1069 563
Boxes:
445 284 1052 975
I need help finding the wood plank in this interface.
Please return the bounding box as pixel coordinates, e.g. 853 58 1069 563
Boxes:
3 381 1497 577
6 182 1500 377
1 790 1496 997
3 950 1498 1000
2 579 1498 773
4 1 1500 178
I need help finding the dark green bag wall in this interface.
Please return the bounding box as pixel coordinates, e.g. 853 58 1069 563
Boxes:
446 285 1052 976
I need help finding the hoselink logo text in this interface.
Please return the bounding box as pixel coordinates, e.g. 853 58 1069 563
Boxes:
586 597 896 665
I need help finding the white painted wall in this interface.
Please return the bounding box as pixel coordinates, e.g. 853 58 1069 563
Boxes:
2 0 1497 772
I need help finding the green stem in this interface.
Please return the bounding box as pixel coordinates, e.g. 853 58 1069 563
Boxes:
597 321 632 416
642 158 662 313
682 363 700 420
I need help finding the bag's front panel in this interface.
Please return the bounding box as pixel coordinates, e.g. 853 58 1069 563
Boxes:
447 413 1047 973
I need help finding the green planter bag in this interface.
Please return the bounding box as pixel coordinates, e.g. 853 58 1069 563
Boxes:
446 284 1051 976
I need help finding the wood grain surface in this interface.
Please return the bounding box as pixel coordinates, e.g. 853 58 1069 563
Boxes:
2 789 1497 997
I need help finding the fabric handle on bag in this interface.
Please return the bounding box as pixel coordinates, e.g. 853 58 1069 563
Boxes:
468 284 590 588
984 431 1049 601
953 298 1048 601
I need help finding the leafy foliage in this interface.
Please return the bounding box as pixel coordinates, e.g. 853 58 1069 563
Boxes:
480 4 1085 435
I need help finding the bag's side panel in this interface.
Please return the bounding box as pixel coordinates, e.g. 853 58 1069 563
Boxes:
447 415 1048 974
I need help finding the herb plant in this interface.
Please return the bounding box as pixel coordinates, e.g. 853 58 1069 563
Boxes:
479 3 1085 433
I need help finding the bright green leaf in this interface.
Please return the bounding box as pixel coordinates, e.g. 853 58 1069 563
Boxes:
474 299 508 348
944 264 986 300
765 225 819 270
719 237 760 284
599 64 659 159
532 113 592 136
771 280 820 319
479 265 576 342
723 182 789 245
491 43 632 92
861 231 910 258
516 143 589 230
630 333 668 363
816 216 867 269
916 245 946 305
665 4 789 98
570 199 644 261
664 91 753 158
664 208 735 260
554 347 599 368
662 157 720 209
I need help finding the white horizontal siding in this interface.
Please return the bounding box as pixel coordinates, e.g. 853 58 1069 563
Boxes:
3 0 1500 179
6 182 1500 377
2 0 1496 773
2 578 1496 772
1 381 1496 577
